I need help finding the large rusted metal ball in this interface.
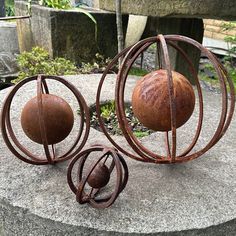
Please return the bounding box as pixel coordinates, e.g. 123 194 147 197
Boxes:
132 69 195 131
21 94 74 144
87 164 110 189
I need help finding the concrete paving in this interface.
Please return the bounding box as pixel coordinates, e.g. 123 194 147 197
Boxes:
0 74 235 235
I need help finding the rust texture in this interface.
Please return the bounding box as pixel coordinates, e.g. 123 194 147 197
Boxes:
1 75 90 165
21 93 74 145
67 145 129 208
96 34 235 163
132 69 195 131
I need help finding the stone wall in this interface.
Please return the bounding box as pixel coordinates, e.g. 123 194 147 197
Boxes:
204 19 236 40
15 1 128 63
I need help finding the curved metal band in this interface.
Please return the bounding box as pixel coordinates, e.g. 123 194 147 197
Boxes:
96 34 235 163
37 75 53 164
67 146 128 208
1 75 90 165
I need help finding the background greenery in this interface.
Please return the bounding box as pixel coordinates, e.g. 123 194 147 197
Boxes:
14 47 77 83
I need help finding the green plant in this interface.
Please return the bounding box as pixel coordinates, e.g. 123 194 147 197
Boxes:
14 47 77 84
85 100 153 138
129 67 148 76
222 22 236 77
39 0 71 9
133 131 149 138
5 0 15 16
78 53 114 74
100 100 116 120
221 22 236 31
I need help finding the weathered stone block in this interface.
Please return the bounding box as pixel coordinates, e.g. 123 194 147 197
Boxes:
0 22 19 77
15 1 128 63
99 0 236 21
15 2 35 52
0 22 19 53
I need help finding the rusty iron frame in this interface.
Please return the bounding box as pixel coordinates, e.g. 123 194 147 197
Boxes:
0 74 90 165
96 34 235 164
0 34 235 209
67 145 129 209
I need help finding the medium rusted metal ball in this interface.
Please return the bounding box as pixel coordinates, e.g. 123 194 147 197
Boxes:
21 94 74 144
132 69 195 131
87 164 110 189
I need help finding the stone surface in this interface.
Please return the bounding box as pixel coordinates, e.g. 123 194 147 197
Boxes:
0 74 236 235
15 1 128 63
0 22 19 53
0 21 19 77
99 0 236 21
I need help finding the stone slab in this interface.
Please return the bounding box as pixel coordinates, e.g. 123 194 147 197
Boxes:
0 74 236 235
99 0 236 21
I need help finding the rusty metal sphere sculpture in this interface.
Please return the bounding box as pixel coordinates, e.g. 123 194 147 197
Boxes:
1 75 90 165
87 163 110 189
21 94 74 144
67 145 128 208
132 69 195 131
96 34 235 164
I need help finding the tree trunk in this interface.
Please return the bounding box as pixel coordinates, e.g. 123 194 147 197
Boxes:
115 0 124 66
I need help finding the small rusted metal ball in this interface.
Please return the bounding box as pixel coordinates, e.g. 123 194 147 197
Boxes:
87 164 110 189
132 69 195 131
21 94 74 144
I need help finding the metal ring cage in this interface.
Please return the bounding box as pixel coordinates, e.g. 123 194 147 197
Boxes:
1 75 90 165
96 34 235 164
67 145 128 208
